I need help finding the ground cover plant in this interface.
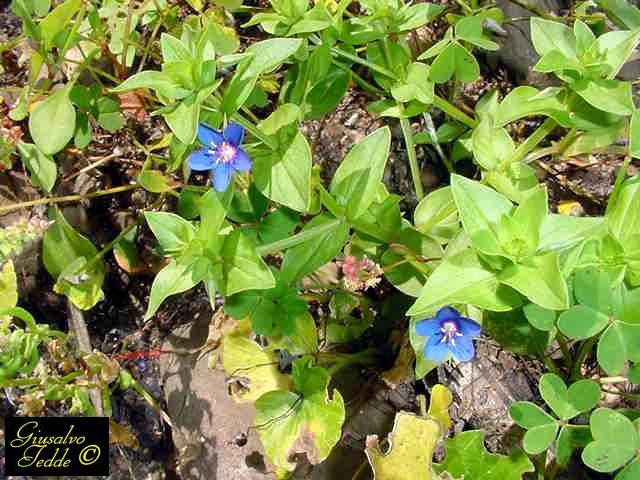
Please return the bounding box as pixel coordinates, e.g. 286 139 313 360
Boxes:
1 0 640 478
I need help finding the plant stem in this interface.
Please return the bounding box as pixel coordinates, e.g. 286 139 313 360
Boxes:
256 218 342 256
330 46 397 80
399 114 425 200
504 118 557 165
422 111 453 172
0 184 140 215
556 334 573 371
508 0 559 20
432 96 477 128
571 337 597 381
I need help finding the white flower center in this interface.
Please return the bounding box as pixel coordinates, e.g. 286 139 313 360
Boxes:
440 320 463 345
210 141 237 164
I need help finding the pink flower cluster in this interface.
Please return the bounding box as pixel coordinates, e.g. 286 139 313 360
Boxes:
341 255 383 292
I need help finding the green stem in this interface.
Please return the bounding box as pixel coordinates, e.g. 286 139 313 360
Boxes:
399 114 425 200
256 218 342 256
422 111 453 172
332 59 385 96
432 96 477 128
0 184 140 215
504 118 557 165
556 334 573 371
571 337 597 381
508 0 559 20
330 46 397 80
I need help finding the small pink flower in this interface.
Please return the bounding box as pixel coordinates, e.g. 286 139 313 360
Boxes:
341 255 383 291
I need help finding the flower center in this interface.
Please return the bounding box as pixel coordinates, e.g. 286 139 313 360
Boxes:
440 320 463 345
210 141 237 164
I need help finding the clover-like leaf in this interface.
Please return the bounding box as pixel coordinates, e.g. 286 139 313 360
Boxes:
365 411 442 480
539 373 600 420
509 401 558 454
582 408 639 473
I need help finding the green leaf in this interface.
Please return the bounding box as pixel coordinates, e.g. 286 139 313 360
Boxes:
365 411 442 480
539 373 600 420
607 174 640 245
558 305 610 339
160 33 192 62
223 38 302 115
145 258 201 320
43 209 105 310
253 130 312 212
499 253 569 310
39 0 81 51
597 321 640 375
396 2 443 31
556 425 592 466
16 141 56 192
429 42 479 83
255 357 345 473
413 186 459 243
455 15 499 51
74 111 92 148
597 0 640 29
111 71 181 99
523 303 556 331
586 30 640 78
407 248 522 317
530 17 577 59
220 230 275 296
582 408 639 472
524 423 559 455
510 401 556 428
471 120 514 170
391 62 434 105
144 212 195 254
29 88 76 155
330 127 391 220
435 430 534 479
450 174 512 256
539 214 604 252
164 95 200 144
280 214 349 284
571 78 634 116
574 267 614 314
496 86 571 126
630 110 640 158
258 103 301 136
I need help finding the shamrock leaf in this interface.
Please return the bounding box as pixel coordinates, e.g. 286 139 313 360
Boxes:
538 373 600 420
582 408 640 473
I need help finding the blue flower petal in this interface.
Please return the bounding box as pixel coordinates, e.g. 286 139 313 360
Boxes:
450 336 476 362
212 163 233 192
198 123 224 146
189 148 216 171
233 148 251 172
423 334 451 362
458 317 482 338
436 306 462 322
224 123 245 147
415 318 440 337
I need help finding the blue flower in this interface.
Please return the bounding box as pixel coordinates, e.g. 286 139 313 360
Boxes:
188 123 251 192
415 306 481 363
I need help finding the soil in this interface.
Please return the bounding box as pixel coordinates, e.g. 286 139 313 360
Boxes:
1 1 638 479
